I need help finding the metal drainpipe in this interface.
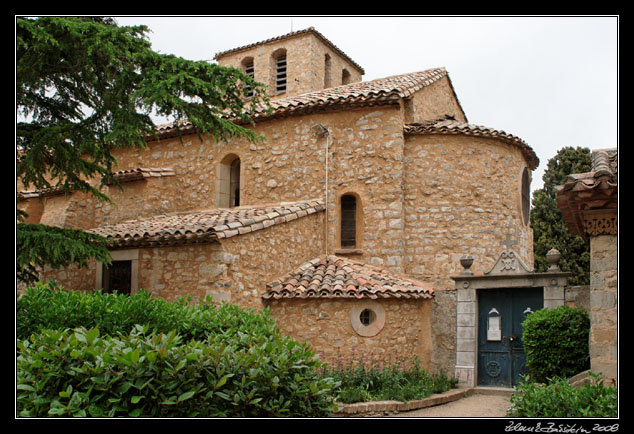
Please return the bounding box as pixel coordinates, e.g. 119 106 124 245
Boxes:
311 124 330 257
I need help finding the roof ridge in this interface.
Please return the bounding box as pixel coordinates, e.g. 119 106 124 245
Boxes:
404 117 540 170
88 199 325 248
264 254 434 300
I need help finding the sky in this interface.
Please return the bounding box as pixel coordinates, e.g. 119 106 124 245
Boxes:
114 15 619 193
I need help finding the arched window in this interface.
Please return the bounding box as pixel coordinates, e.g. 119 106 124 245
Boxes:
521 167 530 225
340 194 357 248
342 68 351 85
230 158 240 207
218 154 241 208
324 53 332 88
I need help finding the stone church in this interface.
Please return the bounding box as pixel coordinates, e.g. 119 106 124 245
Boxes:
19 27 552 386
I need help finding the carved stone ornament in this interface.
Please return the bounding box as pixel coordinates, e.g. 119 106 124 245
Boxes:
583 209 617 237
485 249 532 275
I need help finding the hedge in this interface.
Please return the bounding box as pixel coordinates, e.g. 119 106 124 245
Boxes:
16 283 339 417
522 305 590 383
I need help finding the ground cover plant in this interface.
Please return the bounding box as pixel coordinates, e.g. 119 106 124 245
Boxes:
321 359 457 404
507 373 617 418
16 283 338 417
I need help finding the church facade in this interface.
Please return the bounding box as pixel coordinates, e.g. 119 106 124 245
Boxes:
18 28 540 377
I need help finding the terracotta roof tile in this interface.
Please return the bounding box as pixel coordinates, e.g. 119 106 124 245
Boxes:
263 256 434 300
19 167 175 199
255 68 450 118
404 115 540 170
106 167 175 184
89 199 324 248
150 68 452 138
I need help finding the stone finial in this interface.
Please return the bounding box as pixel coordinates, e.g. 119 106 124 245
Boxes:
546 248 562 272
460 254 474 276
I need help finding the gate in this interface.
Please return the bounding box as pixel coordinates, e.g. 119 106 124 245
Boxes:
477 287 543 387
451 239 570 388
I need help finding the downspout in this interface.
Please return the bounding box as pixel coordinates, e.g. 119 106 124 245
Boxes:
311 123 330 257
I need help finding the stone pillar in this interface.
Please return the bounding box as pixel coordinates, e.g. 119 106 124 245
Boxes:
589 233 618 385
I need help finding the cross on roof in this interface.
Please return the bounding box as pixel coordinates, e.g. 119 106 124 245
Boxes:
500 233 518 250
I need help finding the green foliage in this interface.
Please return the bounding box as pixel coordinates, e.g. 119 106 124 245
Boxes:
18 283 275 342
507 374 618 418
17 326 338 417
16 16 270 283
530 146 592 285
522 305 590 383
321 359 457 404
16 224 112 285
16 285 338 417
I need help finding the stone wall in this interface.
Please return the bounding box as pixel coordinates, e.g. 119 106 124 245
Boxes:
266 297 433 370
216 32 363 99
403 133 534 290
588 234 618 384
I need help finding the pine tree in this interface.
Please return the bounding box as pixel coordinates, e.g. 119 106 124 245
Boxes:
530 147 592 285
16 17 269 283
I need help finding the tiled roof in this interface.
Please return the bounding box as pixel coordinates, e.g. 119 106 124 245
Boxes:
149 68 455 139
106 167 175 184
404 116 540 170
18 167 176 199
88 199 324 248
263 256 434 300
214 27 365 75
256 68 451 119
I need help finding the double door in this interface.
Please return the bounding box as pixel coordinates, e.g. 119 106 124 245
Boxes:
477 287 542 387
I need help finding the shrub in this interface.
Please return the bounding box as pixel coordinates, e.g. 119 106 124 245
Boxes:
16 284 339 417
522 305 590 382
507 373 618 418
17 282 278 343
321 359 457 404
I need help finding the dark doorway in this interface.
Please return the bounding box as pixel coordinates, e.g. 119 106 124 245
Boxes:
477 287 543 387
103 260 132 295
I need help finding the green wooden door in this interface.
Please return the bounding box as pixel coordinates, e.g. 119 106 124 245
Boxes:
477 287 542 387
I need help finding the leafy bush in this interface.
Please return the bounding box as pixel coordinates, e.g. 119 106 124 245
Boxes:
16 284 339 417
321 360 457 404
17 325 338 417
522 305 590 382
17 282 277 342
507 373 617 418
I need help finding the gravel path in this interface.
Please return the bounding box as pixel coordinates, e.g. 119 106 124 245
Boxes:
388 392 513 418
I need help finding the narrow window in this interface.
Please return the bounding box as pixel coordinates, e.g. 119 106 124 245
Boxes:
521 167 530 225
103 260 132 295
342 68 351 85
324 53 332 88
230 158 240 207
218 154 241 208
340 194 357 248
275 54 287 94
243 57 254 98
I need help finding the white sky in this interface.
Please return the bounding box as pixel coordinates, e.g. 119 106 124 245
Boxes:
114 15 619 193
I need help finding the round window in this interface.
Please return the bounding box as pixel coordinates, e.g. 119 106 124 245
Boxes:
350 301 385 337
359 308 375 326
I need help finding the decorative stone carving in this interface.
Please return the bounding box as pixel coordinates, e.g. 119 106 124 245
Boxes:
583 209 617 237
485 249 532 276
